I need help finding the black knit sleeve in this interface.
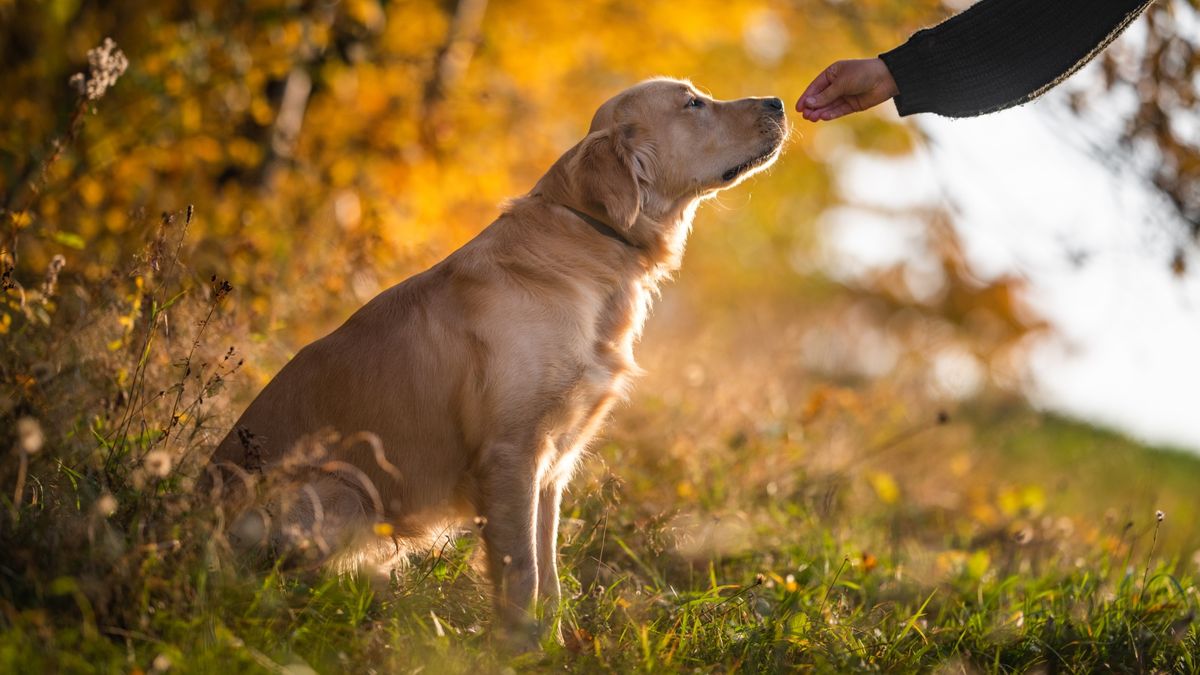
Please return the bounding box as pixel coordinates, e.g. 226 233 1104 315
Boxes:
879 0 1152 118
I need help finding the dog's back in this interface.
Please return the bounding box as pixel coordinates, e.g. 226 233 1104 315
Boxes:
205 250 484 550
202 211 630 559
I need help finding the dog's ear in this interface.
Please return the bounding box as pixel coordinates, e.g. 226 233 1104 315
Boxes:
568 124 641 230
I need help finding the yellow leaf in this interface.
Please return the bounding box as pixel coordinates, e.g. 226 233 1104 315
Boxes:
935 550 967 575
867 471 900 505
182 102 201 133
998 485 1044 517
50 231 85 249
9 211 32 228
949 453 971 477
1019 485 1045 515
966 550 990 579
969 502 1000 526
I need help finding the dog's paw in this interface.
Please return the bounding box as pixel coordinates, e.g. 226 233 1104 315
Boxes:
493 614 542 654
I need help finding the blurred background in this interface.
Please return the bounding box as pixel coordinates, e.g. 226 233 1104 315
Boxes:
3 0 1200 669
2 0 1196 454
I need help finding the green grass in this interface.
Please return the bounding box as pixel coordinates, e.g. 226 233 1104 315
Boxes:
2 250 1196 672
3 398 1198 674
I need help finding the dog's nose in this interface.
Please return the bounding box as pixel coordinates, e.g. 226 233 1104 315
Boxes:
762 97 784 112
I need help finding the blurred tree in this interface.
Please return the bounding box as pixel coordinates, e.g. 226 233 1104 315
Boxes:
3 0 1187 504
0 0 944 349
1088 0 1200 271
0 0 1189 562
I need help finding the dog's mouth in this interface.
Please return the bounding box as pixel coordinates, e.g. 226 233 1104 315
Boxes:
721 144 782 183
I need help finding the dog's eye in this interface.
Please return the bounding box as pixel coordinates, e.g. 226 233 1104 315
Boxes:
686 97 705 109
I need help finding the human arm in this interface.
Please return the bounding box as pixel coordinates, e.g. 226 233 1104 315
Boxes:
798 0 1154 121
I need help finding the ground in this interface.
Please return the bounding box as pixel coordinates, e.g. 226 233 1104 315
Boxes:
2 301 1197 674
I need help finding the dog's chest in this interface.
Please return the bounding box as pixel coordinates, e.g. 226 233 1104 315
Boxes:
558 279 651 421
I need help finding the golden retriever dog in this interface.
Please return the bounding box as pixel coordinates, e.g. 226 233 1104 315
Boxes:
203 77 787 639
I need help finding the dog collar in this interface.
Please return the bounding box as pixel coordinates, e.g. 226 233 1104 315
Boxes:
562 204 640 250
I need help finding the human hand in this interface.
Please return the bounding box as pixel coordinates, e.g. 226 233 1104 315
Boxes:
796 58 899 122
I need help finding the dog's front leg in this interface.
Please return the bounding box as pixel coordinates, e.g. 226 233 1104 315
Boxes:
536 481 564 640
479 448 540 642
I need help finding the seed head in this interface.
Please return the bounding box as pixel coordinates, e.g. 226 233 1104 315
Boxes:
41 254 65 300
151 653 171 673
143 450 172 478
74 38 128 101
210 275 233 301
95 493 118 517
16 417 44 455
1156 510 1165 523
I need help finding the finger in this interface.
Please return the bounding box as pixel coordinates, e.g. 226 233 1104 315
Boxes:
817 101 856 122
799 69 833 102
808 74 847 110
796 68 834 111
802 98 846 120
801 101 834 121
802 100 853 122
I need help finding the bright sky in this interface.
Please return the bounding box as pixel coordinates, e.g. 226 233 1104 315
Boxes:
824 24 1200 452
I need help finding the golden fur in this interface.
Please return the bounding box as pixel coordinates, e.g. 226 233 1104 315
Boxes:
204 78 787 638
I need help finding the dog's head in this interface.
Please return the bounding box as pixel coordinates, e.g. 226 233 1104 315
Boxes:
563 78 788 230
